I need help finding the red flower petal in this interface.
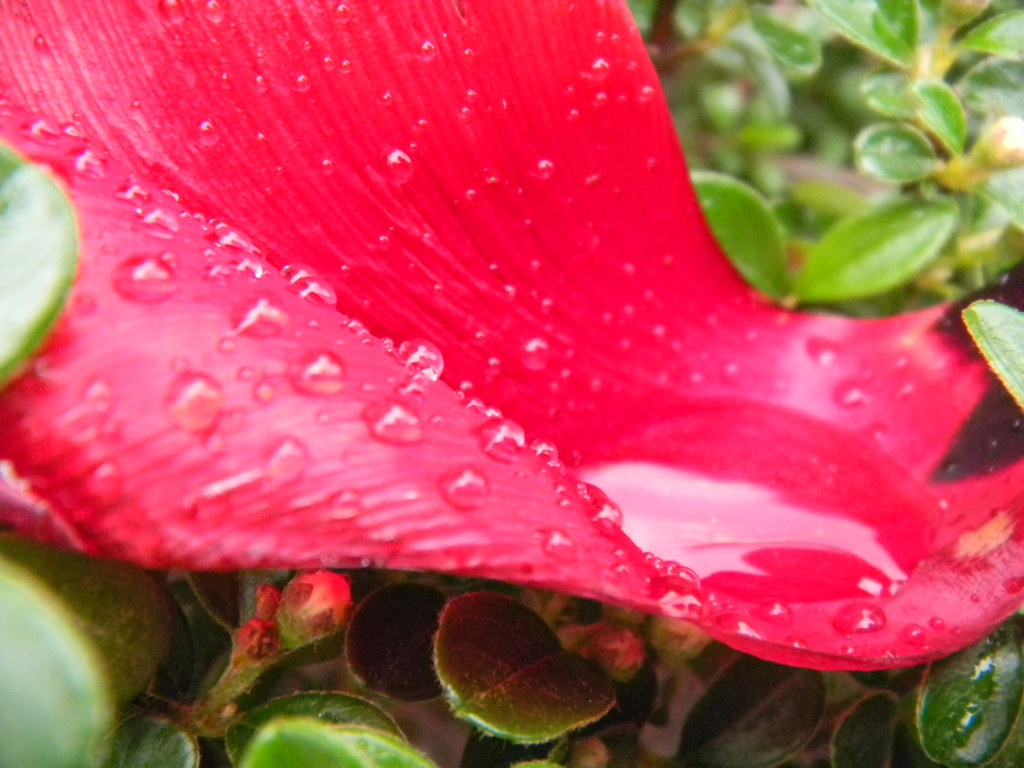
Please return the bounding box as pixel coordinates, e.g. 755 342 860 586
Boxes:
1 1 1023 669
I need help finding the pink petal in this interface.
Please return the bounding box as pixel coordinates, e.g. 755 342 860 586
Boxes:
1 1 1022 669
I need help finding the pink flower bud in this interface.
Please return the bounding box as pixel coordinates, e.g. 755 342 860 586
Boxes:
235 617 280 660
276 570 353 649
559 622 646 682
253 584 281 621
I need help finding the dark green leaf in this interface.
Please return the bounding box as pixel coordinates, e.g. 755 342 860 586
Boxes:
806 0 917 67
678 655 826 768
862 71 916 118
913 80 967 153
226 692 400 763
962 59 1024 118
100 717 198 768
459 732 551 768
831 693 898 768
854 123 937 182
0 536 172 703
795 198 958 302
917 620 1023 767
0 144 78 387
964 301 1024 411
749 8 822 77
345 583 446 701
692 171 789 298
960 11 1024 59
977 167 1024 229
0 557 113 768
434 592 614 743
239 720 438 768
511 763 562 768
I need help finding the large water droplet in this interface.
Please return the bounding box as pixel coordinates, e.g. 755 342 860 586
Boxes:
265 436 308 481
438 465 490 509
752 601 793 625
362 401 423 444
112 255 177 303
290 351 346 395
382 148 414 184
282 263 337 307
521 337 550 371
541 529 578 560
166 373 224 432
232 298 289 337
475 418 526 462
714 612 761 639
398 339 444 381
832 601 887 634
203 0 225 22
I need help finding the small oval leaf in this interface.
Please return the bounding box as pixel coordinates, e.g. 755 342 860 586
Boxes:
435 592 614 743
862 71 916 118
831 693 898 768
962 59 1024 118
854 123 937 182
0 144 78 387
794 198 958 302
960 11 1024 59
913 80 968 154
749 8 822 77
239 720 439 768
100 717 199 768
917 619 1024 767
964 301 1024 412
977 167 1024 230
806 0 917 67
678 655 826 768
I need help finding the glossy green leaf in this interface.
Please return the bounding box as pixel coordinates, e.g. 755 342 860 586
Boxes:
806 0 917 67
862 71 916 118
964 301 1024 412
434 592 614 743
0 536 172 703
854 123 937 182
830 693 898 768
913 79 967 153
795 198 958 302
977 167 1024 230
240 719 438 768
225 692 401 763
678 655 826 768
100 717 198 768
962 59 1024 118
917 620 1023 767
960 11 1024 59
692 171 789 299
0 557 113 768
749 8 822 77
0 144 78 387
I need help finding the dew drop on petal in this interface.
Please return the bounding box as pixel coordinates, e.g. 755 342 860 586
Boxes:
111 255 176 303
714 612 761 639
639 84 656 102
806 337 839 366
398 339 444 381
438 465 490 509
534 159 555 180
475 418 526 462
362 400 423 444
329 489 364 520
753 601 793 625
166 373 224 432
85 462 123 503
833 380 868 408
530 439 561 467
290 351 346 395
265 437 308 481
832 601 887 634
383 148 414 184
197 120 219 147
232 298 289 337
281 263 337 307
521 337 550 371
541 529 578 560
589 57 610 80
929 616 946 631
900 623 928 646
157 0 186 22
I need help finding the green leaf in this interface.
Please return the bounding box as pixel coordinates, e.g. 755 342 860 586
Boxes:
511 763 562 768
226 692 401 764
960 11 1024 59
913 79 967 154
0 536 172 703
963 301 1024 411
100 717 199 768
794 198 958 302
862 71 916 118
854 123 937 182
0 144 78 388
240 719 439 768
691 171 789 299
962 59 1024 118
749 8 822 77
678 655 826 768
434 592 614 743
806 0 918 67
0 557 113 768
977 167 1024 230
830 693 898 768
917 620 1024 767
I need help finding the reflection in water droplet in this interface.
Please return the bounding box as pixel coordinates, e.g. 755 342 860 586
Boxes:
832 601 886 634
329 489 363 520
639 84 656 102
203 0 225 22
290 351 346 395
534 159 555 180
399 339 444 381
475 418 526 462
530 439 561 467
382 148 414 184
833 380 868 408
282 263 337 306
362 401 423 444
930 616 946 631
197 120 219 147
265 437 308 480
900 623 927 646
714 612 761 638
753 601 793 625
542 529 578 560
158 0 187 22
166 373 224 432
438 466 490 509
521 337 550 371
420 40 437 60
112 255 176 303
294 73 310 92
806 337 839 366
589 57 610 80
232 298 289 337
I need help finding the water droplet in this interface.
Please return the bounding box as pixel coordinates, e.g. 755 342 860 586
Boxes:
649 568 703 619
281 264 337 306
112 255 176 303
85 462 122 502
521 337 550 371
232 298 288 337
294 73 311 92
398 339 444 381
73 149 105 178
929 616 946 631
900 623 928 646
439 466 490 509
290 351 346 395
589 57 610 80
475 418 526 462
362 401 423 444
806 337 838 366
166 373 224 432
265 437 308 480
833 380 868 408
639 84 655 102
157 0 186 22
832 601 887 634
580 483 623 531
197 119 219 147
530 439 561 467
534 158 555 180
203 0 225 22
329 489 363 520
382 148 414 184
420 40 437 60
714 612 761 638
541 529 578 560
335 2 352 20
752 601 793 625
